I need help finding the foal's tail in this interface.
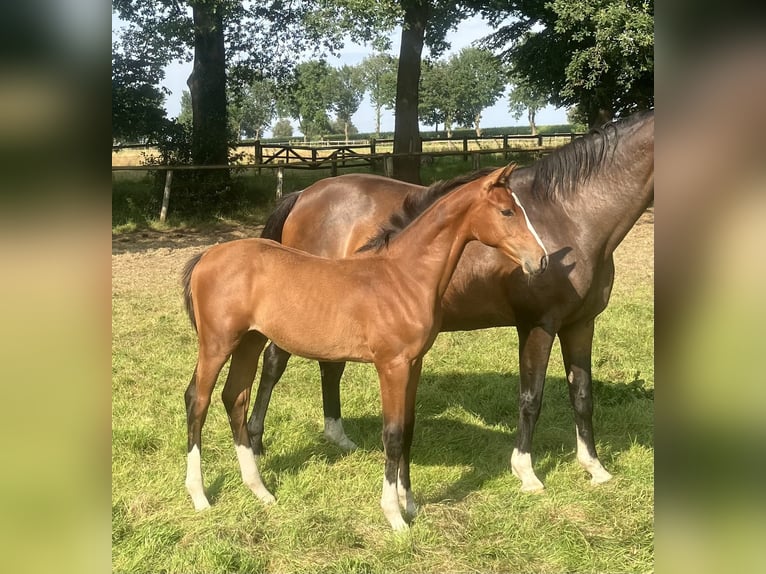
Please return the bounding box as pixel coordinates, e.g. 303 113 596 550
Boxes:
181 251 205 332
260 191 302 241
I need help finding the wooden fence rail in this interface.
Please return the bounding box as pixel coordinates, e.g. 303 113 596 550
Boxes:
113 133 582 218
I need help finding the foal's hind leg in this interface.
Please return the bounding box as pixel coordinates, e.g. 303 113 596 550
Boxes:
319 361 357 451
184 345 232 510
247 342 291 456
559 320 613 485
222 331 275 504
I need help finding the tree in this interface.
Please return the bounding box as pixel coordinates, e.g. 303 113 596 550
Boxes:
280 60 335 141
418 60 452 135
390 1 494 183
271 118 294 139
508 76 549 135
237 78 278 140
481 0 653 127
447 47 506 136
111 50 168 144
359 53 398 137
331 65 365 143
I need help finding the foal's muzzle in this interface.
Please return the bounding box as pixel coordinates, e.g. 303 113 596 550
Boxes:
523 254 548 276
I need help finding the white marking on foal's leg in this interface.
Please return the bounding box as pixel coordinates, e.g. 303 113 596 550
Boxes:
381 475 408 531
511 447 545 493
576 430 613 485
511 191 548 257
324 417 358 451
185 445 211 510
397 470 417 518
235 444 276 504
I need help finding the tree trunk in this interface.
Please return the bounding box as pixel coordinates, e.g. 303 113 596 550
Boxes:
344 121 350 144
529 108 537 136
588 106 614 129
393 3 428 184
474 113 482 137
375 104 381 137
187 1 228 168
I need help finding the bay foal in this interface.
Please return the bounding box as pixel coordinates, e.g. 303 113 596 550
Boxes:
181 164 547 530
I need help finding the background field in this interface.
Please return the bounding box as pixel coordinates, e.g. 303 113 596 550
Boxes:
112 190 653 572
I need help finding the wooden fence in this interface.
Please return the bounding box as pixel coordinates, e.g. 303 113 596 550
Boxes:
112 133 581 221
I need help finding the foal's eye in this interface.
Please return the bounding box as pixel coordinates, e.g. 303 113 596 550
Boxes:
500 208 514 217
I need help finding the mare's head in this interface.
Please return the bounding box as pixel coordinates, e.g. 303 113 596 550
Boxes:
471 163 548 276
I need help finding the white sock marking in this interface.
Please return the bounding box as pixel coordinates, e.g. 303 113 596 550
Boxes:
511 447 545 493
381 475 408 531
575 430 613 485
324 417 358 451
185 445 210 510
235 444 275 504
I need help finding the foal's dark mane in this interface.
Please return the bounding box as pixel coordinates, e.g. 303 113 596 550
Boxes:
356 167 497 253
530 109 653 201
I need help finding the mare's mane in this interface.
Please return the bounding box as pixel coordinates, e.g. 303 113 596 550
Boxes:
530 109 653 201
356 167 496 253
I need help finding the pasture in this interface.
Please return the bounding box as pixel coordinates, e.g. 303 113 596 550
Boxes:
112 205 653 572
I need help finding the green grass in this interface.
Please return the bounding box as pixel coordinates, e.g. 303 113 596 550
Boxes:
112 220 653 572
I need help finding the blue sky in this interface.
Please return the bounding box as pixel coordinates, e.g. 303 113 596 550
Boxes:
145 14 568 135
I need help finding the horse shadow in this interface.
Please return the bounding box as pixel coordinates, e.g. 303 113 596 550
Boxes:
259 370 653 505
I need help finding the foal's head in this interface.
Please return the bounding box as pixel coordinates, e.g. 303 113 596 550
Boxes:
471 164 548 276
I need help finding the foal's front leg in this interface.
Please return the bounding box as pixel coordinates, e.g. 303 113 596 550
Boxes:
375 358 417 531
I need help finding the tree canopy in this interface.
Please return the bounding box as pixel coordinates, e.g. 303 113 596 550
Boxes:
481 0 654 127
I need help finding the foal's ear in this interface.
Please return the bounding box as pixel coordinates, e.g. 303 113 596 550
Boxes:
494 163 517 189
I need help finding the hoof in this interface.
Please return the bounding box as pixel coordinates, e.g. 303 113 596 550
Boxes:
589 469 614 486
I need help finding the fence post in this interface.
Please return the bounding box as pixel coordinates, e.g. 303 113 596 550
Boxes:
472 152 480 170
370 138 377 171
311 148 317 167
383 154 393 177
159 169 173 223
254 140 262 174
503 134 509 159
462 137 468 162
537 134 544 147
331 158 338 176
276 166 284 199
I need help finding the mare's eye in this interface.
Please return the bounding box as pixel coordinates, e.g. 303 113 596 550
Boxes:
500 208 514 217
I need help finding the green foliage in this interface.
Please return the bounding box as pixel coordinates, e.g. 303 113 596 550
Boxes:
111 50 168 144
281 60 337 141
448 48 507 135
508 75 549 134
482 0 654 126
420 48 506 137
331 65 366 142
359 53 398 136
272 118 294 139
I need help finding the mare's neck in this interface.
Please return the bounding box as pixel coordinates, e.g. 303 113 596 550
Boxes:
385 185 477 301
560 122 653 257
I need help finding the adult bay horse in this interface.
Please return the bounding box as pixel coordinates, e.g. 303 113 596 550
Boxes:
248 109 654 493
181 165 547 530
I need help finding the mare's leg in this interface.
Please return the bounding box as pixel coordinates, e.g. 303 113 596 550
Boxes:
558 319 613 485
396 357 421 518
511 324 555 493
221 331 275 504
247 341 290 456
319 361 358 451
375 359 413 531
184 340 234 510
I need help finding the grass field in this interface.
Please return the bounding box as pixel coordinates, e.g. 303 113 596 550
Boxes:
112 187 653 572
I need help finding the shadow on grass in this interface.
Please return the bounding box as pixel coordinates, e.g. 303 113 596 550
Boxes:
260 370 653 505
